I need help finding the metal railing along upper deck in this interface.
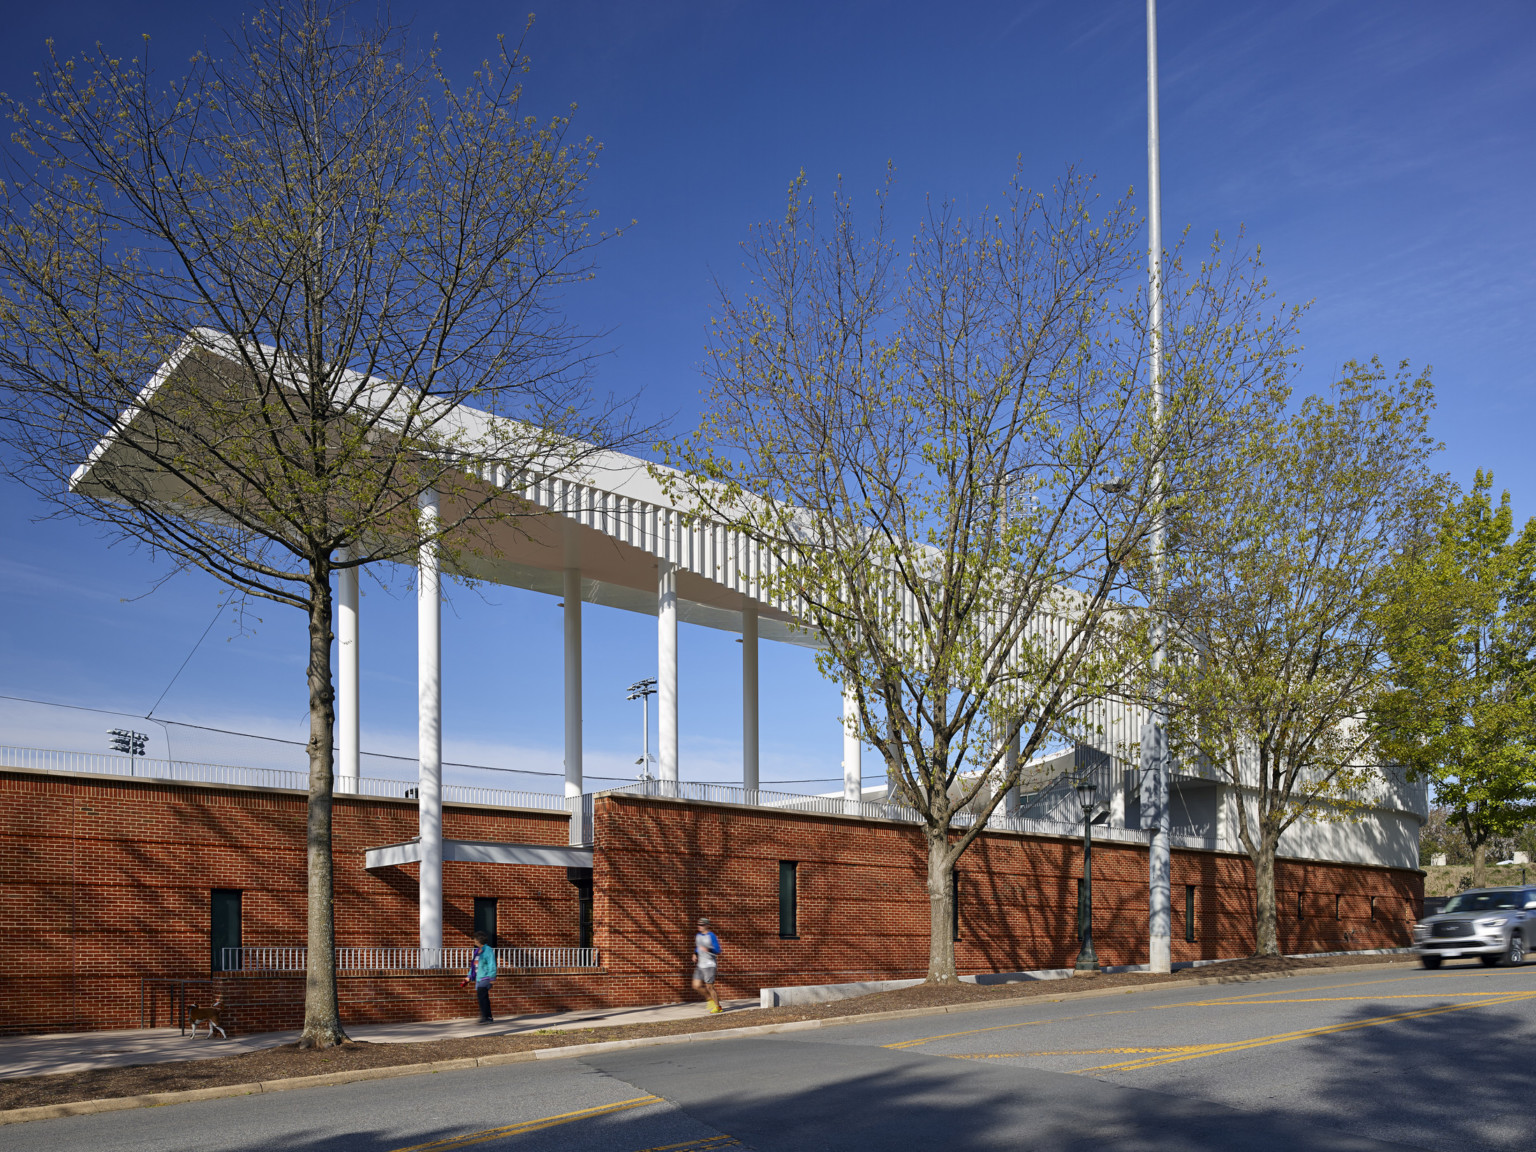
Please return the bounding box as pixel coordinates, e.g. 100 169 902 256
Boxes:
4 744 1212 844
603 777 1221 847
3 744 1421 844
0 746 568 812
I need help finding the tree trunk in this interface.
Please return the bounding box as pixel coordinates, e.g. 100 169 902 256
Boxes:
926 833 958 983
299 562 347 1048
1252 830 1281 957
1471 840 1488 889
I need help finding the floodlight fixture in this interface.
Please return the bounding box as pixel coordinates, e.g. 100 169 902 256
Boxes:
109 729 149 757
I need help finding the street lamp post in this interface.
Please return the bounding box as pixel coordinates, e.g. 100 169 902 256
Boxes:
627 678 657 788
1075 779 1102 976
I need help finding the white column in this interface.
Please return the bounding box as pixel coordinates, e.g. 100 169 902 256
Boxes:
658 558 679 785
842 680 862 815
563 522 584 845
1216 783 1233 852
1002 721 1020 818
417 489 443 965
1110 765 1127 829
337 550 360 795
742 598 759 795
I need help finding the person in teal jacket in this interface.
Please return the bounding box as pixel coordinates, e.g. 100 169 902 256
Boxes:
461 930 498 1024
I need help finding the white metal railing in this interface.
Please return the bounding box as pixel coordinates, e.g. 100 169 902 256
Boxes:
220 946 600 972
4 744 1232 846
606 778 1217 847
613 778 929 824
0 746 569 812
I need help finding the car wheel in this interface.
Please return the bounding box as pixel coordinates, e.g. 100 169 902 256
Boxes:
1480 954 1500 967
1420 954 1442 970
1504 934 1525 967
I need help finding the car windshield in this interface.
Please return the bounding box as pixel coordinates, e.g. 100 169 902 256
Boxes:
1442 891 1520 913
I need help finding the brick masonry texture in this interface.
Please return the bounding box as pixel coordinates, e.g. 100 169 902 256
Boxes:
591 796 1423 1006
0 770 583 1034
0 771 1422 1034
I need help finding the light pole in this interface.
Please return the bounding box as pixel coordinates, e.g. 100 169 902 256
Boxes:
1144 0 1173 977
108 729 148 775
1075 779 1102 976
627 678 657 787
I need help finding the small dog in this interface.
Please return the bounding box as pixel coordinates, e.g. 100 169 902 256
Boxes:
188 998 226 1039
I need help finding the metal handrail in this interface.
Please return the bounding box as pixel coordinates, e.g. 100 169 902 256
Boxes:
220 945 600 972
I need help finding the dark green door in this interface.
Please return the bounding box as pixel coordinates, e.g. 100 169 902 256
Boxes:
211 889 242 972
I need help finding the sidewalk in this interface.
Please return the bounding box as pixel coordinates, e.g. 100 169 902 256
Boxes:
0 999 759 1081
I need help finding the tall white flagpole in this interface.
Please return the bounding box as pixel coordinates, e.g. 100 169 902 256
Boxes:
1145 0 1173 975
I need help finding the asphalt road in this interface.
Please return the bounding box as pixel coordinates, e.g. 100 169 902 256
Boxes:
6 962 1534 1152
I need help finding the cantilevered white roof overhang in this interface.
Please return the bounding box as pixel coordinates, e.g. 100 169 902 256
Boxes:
69 330 814 647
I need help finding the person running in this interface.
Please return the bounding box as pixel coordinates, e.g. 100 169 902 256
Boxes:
460 930 498 1024
692 917 722 1013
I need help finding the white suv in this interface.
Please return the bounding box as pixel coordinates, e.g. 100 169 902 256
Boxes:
1413 887 1534 969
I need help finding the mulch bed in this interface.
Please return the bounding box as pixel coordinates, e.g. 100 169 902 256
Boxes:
0 953 1409 1112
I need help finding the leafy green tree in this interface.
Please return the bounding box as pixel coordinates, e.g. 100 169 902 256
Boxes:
668 170 1295 981
1161 363 1441 956
1374 473 1536 887
0 3 630 1044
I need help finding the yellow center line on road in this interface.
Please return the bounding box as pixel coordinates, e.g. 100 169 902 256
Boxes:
629 1137 744 1152
386 1095 664 1152
951 1045 1225 1060
1072 991 1536 1075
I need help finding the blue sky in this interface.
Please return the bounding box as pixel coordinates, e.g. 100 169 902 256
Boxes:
1 1 1532 792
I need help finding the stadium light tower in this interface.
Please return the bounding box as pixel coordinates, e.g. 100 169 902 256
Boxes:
108 728 148 756
108 728 149 776
627 678 658 784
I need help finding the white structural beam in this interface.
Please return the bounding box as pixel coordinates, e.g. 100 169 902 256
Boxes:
337 550 360 794
417 488 443 965
563 525 584 844
843 681 862 815
366 838 594 871
742 598 759 793
658 558 679 782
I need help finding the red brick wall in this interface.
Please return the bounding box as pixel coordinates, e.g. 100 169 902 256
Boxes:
0 773 1422 1035
591 795 1422 1005
0 769 581 1034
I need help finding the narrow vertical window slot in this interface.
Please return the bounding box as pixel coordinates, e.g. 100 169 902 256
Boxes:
778 861 798 939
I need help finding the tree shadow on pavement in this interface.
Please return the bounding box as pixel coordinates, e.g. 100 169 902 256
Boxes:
582 1038 1412 1152
26 992 1529 1152
0 1098 715 1152
1304 989 1536 1152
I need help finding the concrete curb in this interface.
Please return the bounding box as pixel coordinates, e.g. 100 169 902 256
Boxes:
0 959 1416 1126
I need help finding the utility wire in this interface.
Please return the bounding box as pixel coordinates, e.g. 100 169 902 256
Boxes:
146 596 231 718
